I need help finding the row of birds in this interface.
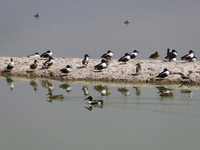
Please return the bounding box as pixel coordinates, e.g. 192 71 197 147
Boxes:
6 48 196 80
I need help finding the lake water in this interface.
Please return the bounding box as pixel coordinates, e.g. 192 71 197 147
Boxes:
1 0 200 59
0 76 200 150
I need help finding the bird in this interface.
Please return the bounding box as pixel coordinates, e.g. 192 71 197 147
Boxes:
40 50 52 59
124 20 129 26
94 59 107 72
118 53 131 64
149 51 160 60
6 58 14 72
158 90 173 96
27 52 40 58
60 65 72 76
30 60 38 71
135 63 142 75
101 50 114 59
130 50 139 59
47 92 64 99
165 49 178 61
156 68 169 80
43 56 54 69
105 56 111 66
189 56 197 62
181 50 194 62
34 13 39 19
85 96 104 105
82 54 90 68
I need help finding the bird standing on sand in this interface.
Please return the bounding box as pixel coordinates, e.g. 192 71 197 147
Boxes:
85 96 104 105
158 90 173 96
27 52 40 58
30 60 39 71
82 54 90 68
7 58 14 72
60 65 72 76
40 50 52 60
135 63 142 75
94 59 107 72
181 50 194 62
34 13 39 19
105 56 111 66
43 56 54 69
130 50 139 59
149 51 160 60
156 68 169 80
118 53 131 64
101 50 114 59
124 20 129 26
165 49 178 61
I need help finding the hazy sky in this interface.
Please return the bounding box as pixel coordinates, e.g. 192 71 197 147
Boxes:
0 0 200 59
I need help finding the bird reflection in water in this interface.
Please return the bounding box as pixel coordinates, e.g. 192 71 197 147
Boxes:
85 105 103 111
181 89 193 98
82 85 89 96
30 80 38 91
40 80 54 92
133 86 141 96
5 76 14 91
94 85 111 96
59 83 72 93
118 87 130 96
156 86 173 93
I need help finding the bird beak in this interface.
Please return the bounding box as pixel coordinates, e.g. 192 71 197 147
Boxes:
85 97 89 100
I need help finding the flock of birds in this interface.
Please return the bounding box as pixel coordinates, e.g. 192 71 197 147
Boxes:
3 15 196 104
5 48 196 105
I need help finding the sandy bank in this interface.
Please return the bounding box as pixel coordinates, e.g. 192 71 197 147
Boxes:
0 56 200 84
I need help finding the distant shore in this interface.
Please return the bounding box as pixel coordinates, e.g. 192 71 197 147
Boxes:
0 56 200 84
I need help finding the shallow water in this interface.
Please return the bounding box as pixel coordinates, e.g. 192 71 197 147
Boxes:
0 76 200 150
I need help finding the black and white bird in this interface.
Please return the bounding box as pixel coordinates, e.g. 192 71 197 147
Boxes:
130 50 139 59
30 60 39 71
82 54 90 67
94 59 107 72
43 56 54 68
101 50 114 59
60 65 72 76
85 96 104 105
7 58 14 72
27 52 40 58
118 53 131 64
181 50 194 62
189 56 197 62
40 50 52 59
156 68 169 80
165 49 178 61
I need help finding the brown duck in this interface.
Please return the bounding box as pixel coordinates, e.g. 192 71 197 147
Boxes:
149 51 160 60
47 92 64 99
158 90 173 96
135 63 142 74
30 60 38 71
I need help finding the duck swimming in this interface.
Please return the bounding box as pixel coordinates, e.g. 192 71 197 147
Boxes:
47 92 64 99
158 90 173 96
85 96 104 105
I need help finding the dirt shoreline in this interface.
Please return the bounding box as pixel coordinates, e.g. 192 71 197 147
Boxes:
0 56 200 85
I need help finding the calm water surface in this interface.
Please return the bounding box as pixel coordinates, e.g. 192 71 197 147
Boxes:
0 76 200 150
